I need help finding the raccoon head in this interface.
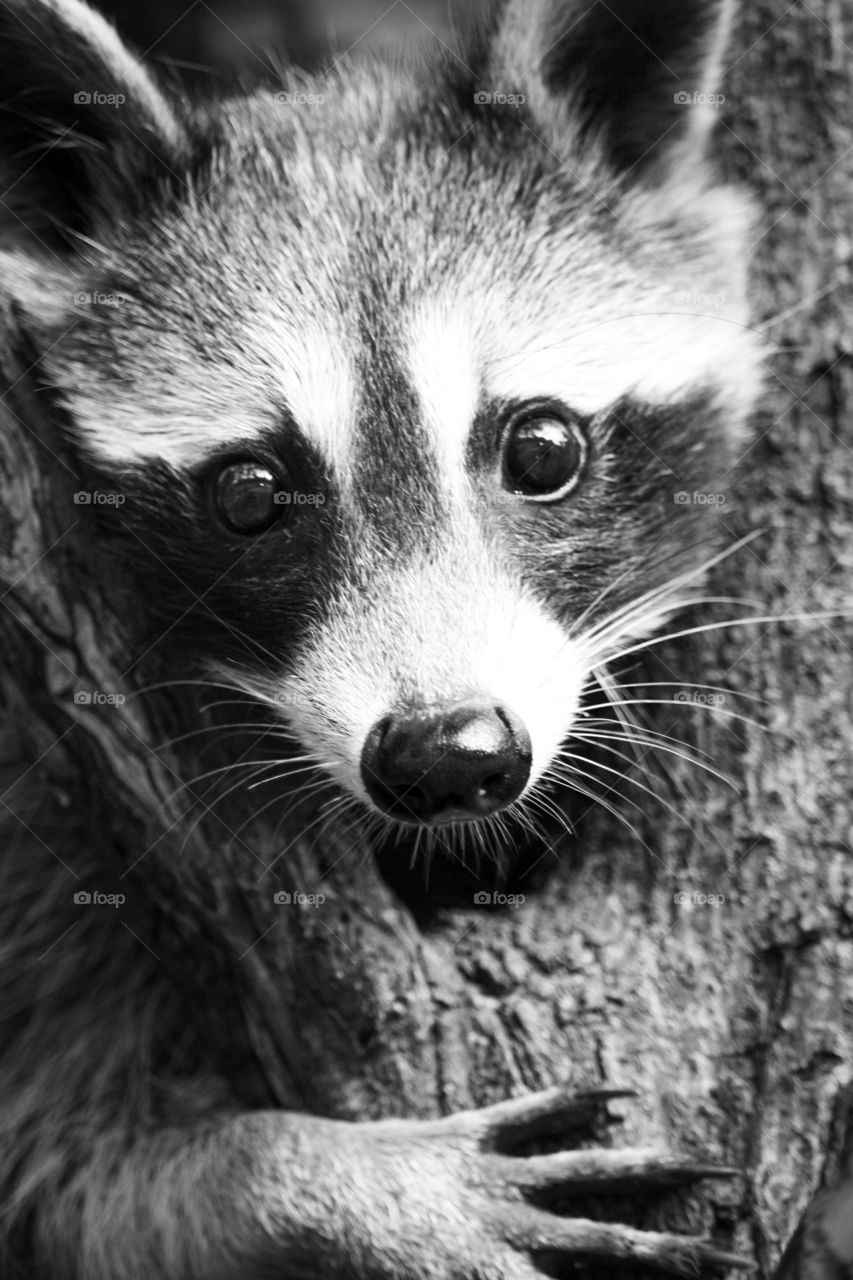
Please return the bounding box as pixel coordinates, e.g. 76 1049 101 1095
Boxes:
1 0 764 842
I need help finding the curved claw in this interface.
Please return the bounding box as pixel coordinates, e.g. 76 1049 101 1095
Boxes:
474 1085 633 1150
503 1207 750 1276
491 1146 742 1196
702 1247 754 1273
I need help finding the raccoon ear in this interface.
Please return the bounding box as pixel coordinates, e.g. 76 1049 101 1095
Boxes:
479 0 734 177
0 0 190 249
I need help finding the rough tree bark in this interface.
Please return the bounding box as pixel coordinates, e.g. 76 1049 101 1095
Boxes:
1 1 851 1276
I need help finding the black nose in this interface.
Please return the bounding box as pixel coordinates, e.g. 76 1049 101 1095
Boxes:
360 702 532 825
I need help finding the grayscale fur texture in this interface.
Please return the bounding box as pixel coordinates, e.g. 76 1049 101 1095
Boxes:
0 0 765 1276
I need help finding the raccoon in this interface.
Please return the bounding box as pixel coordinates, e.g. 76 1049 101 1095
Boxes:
0 0 765 1276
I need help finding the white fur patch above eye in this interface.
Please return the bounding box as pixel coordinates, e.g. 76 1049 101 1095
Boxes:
482 306 761 420
247 313 358 490
403 304 482 498
61 396 279 469
53 309 358 476
403 272 763 458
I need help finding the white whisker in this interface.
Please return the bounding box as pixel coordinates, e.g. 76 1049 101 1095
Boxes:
554 750 700 820
595 608 851 667
579 697 765 733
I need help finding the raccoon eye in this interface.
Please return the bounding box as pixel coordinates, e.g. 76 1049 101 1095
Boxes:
213 461 282 534
503 412 587 500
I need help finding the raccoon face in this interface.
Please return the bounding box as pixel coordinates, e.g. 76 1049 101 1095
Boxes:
1 0 764 837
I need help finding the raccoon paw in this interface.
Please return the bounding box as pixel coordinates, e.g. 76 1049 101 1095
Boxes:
421 1086 748 1278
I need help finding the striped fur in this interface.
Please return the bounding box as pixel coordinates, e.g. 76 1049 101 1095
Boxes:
0 0 763 1275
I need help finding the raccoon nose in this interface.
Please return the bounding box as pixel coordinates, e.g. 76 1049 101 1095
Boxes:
360 703 532 825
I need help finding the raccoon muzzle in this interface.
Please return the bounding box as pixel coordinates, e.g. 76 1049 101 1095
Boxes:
359 701 532 826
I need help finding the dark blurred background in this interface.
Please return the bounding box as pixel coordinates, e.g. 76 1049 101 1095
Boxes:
91 0 464 85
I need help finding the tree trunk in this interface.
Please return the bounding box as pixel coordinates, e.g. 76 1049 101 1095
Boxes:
1 1 851 1276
